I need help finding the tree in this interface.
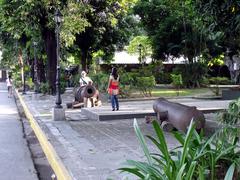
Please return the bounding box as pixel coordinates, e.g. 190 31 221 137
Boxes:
0 0 89 94
127 35 152 63
195 0 240 55
133 0 210 63
72 0 138 71
0 0 138 92
0 0 31 86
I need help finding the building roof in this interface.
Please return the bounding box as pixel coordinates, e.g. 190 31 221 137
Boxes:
100 51 187 64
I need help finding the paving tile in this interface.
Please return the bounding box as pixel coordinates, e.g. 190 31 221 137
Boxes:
20 92 229 179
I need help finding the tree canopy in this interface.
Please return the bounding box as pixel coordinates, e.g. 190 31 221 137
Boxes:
133 0 240 62
196 0 240 55
1 0 240 92
0 0 136 93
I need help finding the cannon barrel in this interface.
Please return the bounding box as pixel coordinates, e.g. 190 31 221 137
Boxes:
153 98 205 132
74 85 96 102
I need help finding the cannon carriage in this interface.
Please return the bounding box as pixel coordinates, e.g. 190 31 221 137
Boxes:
67 85 101 108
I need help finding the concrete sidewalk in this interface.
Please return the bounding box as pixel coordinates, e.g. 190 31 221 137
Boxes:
15 89 230 180
0 83 38 180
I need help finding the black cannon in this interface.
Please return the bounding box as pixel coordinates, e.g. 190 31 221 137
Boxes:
74 85 96 102
153 98 205 132
67 85 100 108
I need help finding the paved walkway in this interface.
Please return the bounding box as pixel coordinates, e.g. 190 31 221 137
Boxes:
81 98 231 121
0 83 38 180
16 89 230 180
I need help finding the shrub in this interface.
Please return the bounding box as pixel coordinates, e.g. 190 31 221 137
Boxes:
39 80 65 95
118 72 137 98
90 72 109 92
12 72 22 88
207 77 231 96
140 61 164 77
171 73 183 96
119 119 240 179
208 77 231 85
135 76 155 97
39 82 49 94
71 74 80 87
60 71 66 94
173 62 208 88
218 98 240 125
156 72 172 84
26 77 34 90
200 76 209 87
115 68 137 98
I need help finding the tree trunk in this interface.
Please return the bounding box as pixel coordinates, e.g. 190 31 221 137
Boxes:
81 49 88 72
18 48 24 86
38 58 46 83
187 55 194 64
43 29 57 94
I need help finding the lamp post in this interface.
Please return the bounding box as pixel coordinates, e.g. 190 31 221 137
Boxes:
52 8 65 121
54 9 63 109
33 41 39 93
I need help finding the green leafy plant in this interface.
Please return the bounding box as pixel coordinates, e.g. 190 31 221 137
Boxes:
127 35 152 64
26 77 34 90
157 72 172 84
135 76 155 97
208 77 231 85
119 119 240 179
60 71 66 94
90 72 108 92
173 63 208 88
207 54 225 67
120 119 200 179
39 82 49 94
12 72 22 88
117 67 138 98
71 74 80 88
207 77 232 96
171 73 183 96
119 72 136 98
218 98 240 125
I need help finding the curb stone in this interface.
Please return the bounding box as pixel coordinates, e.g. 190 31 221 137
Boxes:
15 90 73 180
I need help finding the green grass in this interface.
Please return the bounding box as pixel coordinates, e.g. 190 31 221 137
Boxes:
152 88 210 97
133 88 211 98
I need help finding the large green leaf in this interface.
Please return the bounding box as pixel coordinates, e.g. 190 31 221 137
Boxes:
224 163 235 180
180 120 195 166
185 161 197 180
198 166 205 180
176 163 186 180
152 120 171 163
118 167 144 178
146 135 170 163
124 160 164 178
133 119 152 165
172 131 185 145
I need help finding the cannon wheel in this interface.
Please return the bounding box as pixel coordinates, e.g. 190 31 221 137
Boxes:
161 121 174 132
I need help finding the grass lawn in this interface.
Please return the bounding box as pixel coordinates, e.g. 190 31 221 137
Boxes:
132 88 212 98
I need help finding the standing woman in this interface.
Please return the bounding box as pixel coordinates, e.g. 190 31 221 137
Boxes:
107 67 120 111
6 75 13 98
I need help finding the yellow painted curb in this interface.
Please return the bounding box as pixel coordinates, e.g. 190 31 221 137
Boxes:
15 90 72 180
